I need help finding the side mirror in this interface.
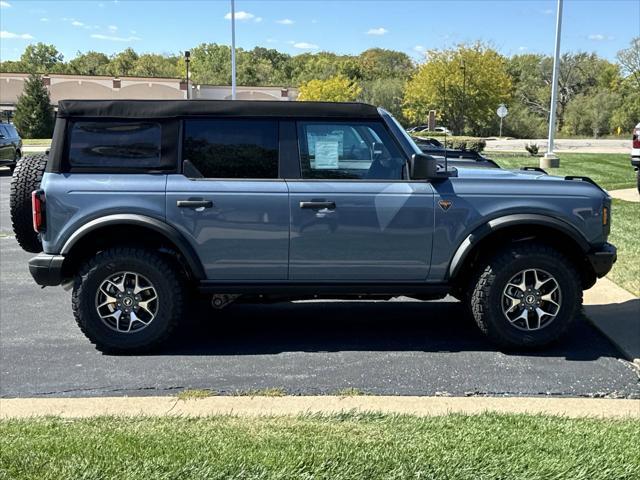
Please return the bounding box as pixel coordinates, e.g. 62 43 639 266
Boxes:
410 153 437 180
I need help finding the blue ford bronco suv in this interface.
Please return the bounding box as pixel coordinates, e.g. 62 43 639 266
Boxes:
10 99 616 353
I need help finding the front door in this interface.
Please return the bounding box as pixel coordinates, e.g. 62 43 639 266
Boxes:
288 120 435 281
166 118 289 281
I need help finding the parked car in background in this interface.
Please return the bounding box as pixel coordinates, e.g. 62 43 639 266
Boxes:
0 123 22 172
632 122 640 193
407 125 451 135
411 136 500 169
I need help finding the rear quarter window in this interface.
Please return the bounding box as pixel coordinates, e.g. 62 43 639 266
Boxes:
68 121 162 169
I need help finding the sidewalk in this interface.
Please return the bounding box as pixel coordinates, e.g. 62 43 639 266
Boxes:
609 188 640 202
584 277 640 366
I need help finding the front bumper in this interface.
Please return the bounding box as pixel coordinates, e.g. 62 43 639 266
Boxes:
586 243 617 278
28 253 65 286
631 155 640 169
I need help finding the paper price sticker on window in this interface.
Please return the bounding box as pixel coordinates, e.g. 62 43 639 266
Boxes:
313 140 339 169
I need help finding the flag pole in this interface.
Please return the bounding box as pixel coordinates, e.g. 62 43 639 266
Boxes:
230 0 237 100
542 0 563 168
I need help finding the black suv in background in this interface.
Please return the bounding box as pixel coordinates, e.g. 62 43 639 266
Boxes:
0 123 22 171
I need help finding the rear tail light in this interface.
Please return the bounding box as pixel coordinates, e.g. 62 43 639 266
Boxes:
32 190 46 233
633 128 640 149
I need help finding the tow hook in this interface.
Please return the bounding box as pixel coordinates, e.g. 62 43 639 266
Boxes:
211 294 240 309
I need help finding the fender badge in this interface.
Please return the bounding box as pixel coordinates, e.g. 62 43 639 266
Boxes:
438 199 452 211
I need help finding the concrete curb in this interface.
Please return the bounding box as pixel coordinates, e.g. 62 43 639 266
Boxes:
584 278 640 366
1 396 639 419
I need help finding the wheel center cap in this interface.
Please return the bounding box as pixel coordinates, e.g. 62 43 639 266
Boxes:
525 294 536 305
122 296 134 307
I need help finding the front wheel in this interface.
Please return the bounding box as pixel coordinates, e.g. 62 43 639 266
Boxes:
469 243 581 349
72 247 186 353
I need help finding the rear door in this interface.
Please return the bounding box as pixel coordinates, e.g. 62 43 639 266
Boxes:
288 120 435 281
165 118 289 281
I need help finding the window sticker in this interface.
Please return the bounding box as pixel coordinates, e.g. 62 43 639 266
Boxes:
313 139 340 169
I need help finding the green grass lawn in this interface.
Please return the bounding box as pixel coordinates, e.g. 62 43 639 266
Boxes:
608 199 640 296
491 153 635 191
1 414 638 480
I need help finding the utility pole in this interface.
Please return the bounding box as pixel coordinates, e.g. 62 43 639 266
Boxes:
542 0 563 168
184 50 190 100
230 0 237 100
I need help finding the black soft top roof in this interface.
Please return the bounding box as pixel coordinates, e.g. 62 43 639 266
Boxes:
57 99 381 119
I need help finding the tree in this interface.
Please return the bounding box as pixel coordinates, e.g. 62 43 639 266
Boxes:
189 43 232 84
298 74 361 102
359 78 406 122
19 43 63 73
132 54 180 77
403 43 511 135
617 37 640 89
13 74 54 139
107 48 139 76
67 51 110 75
358 48 414 81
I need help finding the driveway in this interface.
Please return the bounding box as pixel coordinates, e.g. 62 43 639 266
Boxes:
1 172 638 398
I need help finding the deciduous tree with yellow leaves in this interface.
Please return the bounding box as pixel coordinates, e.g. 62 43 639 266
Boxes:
298 74 362 102
403 43 512 135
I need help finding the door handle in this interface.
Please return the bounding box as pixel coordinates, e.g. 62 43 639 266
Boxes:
177 200 213 209
299 201 336 210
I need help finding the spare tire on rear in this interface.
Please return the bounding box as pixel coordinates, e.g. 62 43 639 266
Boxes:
10 153 48 253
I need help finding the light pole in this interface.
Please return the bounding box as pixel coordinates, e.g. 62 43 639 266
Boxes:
230 0 237 100
460 60 466 135
184 50 190 100
542 0 563 168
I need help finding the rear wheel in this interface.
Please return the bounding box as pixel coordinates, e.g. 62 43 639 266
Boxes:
9 153 48 253
72 247 185 353
469 243 581 348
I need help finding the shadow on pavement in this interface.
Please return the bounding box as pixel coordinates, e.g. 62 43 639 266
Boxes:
153 300 624 362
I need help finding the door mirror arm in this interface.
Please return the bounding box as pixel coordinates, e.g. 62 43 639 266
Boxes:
410 153 458 180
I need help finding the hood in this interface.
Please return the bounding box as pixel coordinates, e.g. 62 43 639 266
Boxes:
450 167 608 198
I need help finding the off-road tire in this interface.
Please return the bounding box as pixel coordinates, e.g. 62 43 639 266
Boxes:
9 153 48 253
470 243 581 349
72 247 185 354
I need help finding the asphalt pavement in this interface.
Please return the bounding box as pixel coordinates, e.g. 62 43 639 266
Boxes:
1 172 638 398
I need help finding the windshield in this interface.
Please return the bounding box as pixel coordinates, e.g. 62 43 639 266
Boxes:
383 111 422 155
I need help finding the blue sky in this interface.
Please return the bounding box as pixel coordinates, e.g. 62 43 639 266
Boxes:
1 0 638 63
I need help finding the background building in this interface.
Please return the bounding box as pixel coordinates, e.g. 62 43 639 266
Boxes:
0 72 298 115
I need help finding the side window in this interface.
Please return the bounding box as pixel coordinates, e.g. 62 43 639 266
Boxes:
68 121 162 168
183 119 278 179
297 121 405 180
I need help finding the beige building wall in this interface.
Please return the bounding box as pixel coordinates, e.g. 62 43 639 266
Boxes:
0 73 298 109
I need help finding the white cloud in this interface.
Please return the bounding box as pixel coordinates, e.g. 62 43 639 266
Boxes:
366 27 388 36
91 33 141 41
293 42 318 50
224 11 255 21
0 1 11 8
276 18 294 25
40 17 49 22
71 20 84 27
588 33 614 41
108 25 118 31
541 8 553 15
1 30 34 39
518 46 528 51
255 16 262 23
413 45 425 53
266 38 278 43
